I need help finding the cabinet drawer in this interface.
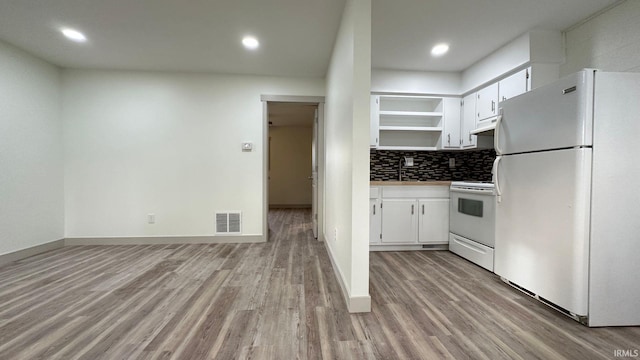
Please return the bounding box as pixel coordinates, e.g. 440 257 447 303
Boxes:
370 187 380 199
382 186 449 199
449 233 494 271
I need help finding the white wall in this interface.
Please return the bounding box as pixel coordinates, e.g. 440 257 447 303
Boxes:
324 0 371 312
562 0 640 76
371 69 461 95
0 40 63 255
62 69 323 238
462 30 563 94
269 126 312 206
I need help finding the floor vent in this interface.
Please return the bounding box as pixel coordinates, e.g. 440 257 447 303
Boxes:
215 212 242 234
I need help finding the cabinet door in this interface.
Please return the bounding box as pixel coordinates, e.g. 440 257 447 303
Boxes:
381 199 418 243
441 97 461 149
418 199 450 244
370 95 379 148
461 93 477 148
476 82 499 122
499 68 529 103
369 198 381 244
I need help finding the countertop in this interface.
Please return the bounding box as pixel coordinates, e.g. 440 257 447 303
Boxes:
370 181 451 186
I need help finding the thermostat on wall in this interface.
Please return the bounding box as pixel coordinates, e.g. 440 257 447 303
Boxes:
242 142 253 151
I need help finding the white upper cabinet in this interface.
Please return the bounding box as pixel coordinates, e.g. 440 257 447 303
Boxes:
370 96 380 147
499 68 530 103
371 95 444 151
476 82 499 124
461 93 477 148
441 97 461 149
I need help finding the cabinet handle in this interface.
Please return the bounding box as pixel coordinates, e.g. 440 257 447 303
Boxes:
469 133 472 141
502 96 507 101
422 204 424 215
447 134 450 144
411 204 414 215
491 100 495 112
373 204 376 215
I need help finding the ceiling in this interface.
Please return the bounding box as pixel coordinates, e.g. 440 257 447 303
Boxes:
373 0 620 72
0 0 621 76
268 103 316 127
0 0 346 77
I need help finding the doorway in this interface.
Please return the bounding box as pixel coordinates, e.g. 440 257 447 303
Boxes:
268 102 315 209
261 96 324 240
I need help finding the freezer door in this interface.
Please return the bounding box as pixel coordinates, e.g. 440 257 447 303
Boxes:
496 70 593 155
494 148 592 316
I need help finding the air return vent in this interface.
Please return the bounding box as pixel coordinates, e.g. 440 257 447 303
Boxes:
215 212 242 234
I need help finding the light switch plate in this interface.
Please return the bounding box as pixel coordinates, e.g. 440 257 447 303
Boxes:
242 142 253 151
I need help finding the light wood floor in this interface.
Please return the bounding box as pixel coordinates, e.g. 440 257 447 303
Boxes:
0 209 638 359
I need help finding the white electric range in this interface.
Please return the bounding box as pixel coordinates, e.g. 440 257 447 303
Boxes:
449 181 496 271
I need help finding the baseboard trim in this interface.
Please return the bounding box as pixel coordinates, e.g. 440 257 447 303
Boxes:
322 237 371 313
0 239 65 267
369 244 448 251
64 234 265 246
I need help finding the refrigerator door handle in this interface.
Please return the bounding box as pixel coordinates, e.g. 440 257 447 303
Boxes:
494 114 503 155
493 156 503 203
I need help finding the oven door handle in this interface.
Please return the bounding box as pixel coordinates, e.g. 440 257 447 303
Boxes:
450 188 494 195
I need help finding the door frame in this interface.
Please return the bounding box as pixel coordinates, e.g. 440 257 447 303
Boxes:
260 95 325 241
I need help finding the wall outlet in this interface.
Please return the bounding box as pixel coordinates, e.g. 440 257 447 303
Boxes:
147 213 156 224
404 157 414 166
449 158 455 168
334 228 338 242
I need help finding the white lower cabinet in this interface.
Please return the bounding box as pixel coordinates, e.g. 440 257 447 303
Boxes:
369 198 381 244
370 187 381 244
381 199 418 243
418 199 450 244
371 185 450 249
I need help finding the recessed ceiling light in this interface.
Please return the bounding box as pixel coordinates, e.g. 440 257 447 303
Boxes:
242 36 259 50
61 28 87 43
431 43 449 57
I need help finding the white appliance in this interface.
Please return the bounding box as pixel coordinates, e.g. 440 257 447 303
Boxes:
493 69 640 327
449 181 496 271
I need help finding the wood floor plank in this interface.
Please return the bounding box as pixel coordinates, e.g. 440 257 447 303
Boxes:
143 269 231 353
0 208 637 359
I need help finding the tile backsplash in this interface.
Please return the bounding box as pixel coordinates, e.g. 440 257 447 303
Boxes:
370 149 496 182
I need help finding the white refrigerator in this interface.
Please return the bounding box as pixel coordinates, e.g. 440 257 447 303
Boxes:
493 69 640 327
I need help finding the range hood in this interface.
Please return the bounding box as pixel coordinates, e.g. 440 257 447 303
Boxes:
471 115 499 136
